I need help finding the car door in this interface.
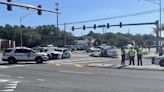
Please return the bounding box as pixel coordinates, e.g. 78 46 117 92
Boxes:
27 50 37 60
14 49 29 60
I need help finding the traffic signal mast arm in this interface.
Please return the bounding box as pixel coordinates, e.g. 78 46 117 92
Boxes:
0 0 60 14
72 20 158 31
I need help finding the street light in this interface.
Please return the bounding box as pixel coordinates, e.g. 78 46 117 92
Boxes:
55 2 59 31
139 0 162 46
20 14 30 47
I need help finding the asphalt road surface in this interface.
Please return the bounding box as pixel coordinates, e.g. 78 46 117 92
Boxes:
0 51 163 92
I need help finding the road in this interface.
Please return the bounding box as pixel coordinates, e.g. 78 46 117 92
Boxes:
0 51 164 92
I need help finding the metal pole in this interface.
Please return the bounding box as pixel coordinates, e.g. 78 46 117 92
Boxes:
20 18 22 47
55 2 59 31
159 0 162 46
156 21 159 53
102 27 105 44
20 14 30 47
64 23 66 47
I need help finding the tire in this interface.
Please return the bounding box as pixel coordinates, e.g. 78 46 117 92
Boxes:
35 57 43 64
47 54 51 60
159 60 164 67
8 57 17 64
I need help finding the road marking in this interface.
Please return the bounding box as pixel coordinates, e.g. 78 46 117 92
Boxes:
37 79 45 81
5 86 17 89
0 74 11 77
17 76 24 79
9 81 20 84
55 64 61 66
0 79 9 83
74 64 83 68
7 84 17 86
1 89 14 92
59 71 93 75
0 65 29 69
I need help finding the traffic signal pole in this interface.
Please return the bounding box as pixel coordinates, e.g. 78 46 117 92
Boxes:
0 1 60 14
72 20 159 53
156 21 159 53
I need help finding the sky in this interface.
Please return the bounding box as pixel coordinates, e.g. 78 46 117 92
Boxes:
0 0 163 36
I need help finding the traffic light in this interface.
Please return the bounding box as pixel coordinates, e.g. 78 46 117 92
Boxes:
72 26 74 31
93 24 96 29
83 25 85 30
120 22 122 28
107 23 110 28
155 20 159 26
37 5 42 15
7 0 12 11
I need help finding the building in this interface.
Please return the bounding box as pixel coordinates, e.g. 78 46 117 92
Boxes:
0 39 15 49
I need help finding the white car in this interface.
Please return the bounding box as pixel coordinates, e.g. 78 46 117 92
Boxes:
86 47 100 52
34 47 62 59
2 47 49 64
54 48 71 58
152 56 164 66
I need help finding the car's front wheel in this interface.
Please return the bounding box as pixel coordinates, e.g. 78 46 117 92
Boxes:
8 57 17 64
35 57 43 64
159 60 164 67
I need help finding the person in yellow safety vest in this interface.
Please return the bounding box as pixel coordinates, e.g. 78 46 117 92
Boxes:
128 47 135 65
137 47 143 66
121 47 126 66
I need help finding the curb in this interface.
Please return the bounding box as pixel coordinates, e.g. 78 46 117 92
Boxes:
85 63 164 71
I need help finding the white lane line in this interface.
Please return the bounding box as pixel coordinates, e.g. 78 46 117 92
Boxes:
7 84 17 86
1 89 14 92
9 81 20 84
59 71 93 75
4 86 17 89
37 79 45 81
0 79 9 83
17 76 24 79
0 74 11 77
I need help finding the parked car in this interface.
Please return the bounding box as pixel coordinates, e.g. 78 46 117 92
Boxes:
37 47 62 59
2 47 49 64
100 48 118 58
54 48 71 58
64 45 77 52
86 47 100 52
123 44 133 49
152 56 164 66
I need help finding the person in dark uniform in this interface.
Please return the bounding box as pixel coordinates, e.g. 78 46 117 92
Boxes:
121 47 126 66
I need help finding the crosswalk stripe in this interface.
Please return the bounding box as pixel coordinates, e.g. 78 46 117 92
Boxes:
0 65 28 69
1 89 14 92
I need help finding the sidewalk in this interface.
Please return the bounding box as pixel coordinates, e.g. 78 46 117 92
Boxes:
143 50 158 59
85 51 164 71
85 63 164 71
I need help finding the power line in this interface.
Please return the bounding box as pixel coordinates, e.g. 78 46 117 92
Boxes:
60 8 163 26
15 0 46 4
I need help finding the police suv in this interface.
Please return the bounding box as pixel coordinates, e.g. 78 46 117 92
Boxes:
2 47 49 64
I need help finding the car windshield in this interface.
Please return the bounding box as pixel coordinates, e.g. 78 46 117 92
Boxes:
4 49 12 53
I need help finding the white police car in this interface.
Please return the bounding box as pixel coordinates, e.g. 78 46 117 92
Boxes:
2 47 49 64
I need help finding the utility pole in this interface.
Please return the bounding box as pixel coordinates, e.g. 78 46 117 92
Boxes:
159 0 162 46
138 0 162 46
64 23 66 47
102 27 105 44
156 21 159 53
55 2 59 31
20 14 30 47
